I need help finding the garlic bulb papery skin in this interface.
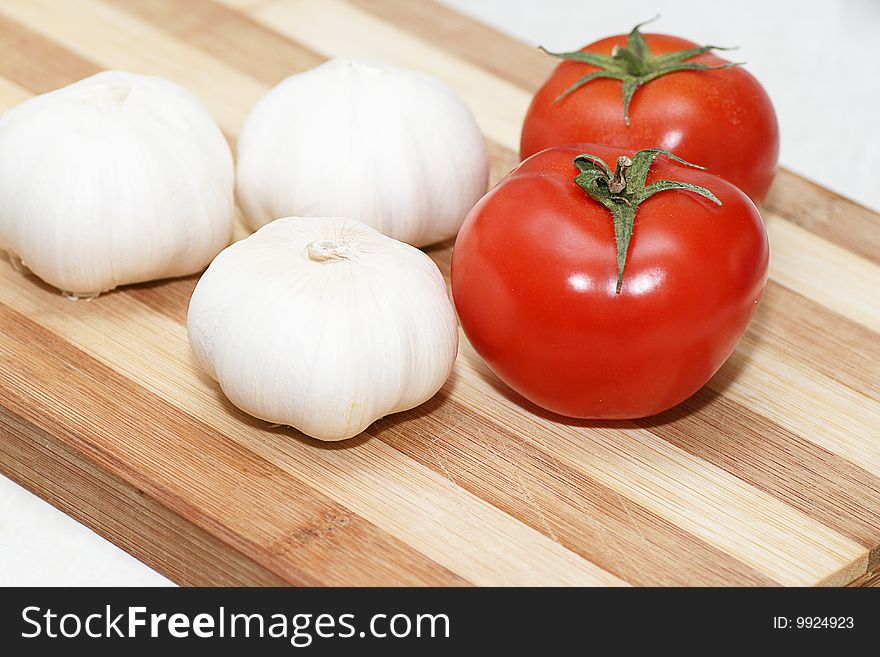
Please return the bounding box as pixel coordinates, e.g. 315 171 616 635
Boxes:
0 70 234 298
187 216 459 441
236 58 489 247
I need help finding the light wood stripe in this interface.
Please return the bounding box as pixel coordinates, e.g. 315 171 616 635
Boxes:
764 216 880 333
0 267 625 587
218 0 271 11
0 76 29 108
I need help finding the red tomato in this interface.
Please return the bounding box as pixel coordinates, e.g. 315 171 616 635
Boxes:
451 144 769 419
521 32 779 204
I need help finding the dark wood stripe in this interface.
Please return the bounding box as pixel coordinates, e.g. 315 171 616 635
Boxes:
0 408 285 586
348 0 555 92
125 275 198 326
371 391 775 586
112 0 325 85
848 568 880 587
0 13 101 92
764 168 880 266
0 302 467 586
749 281 880 402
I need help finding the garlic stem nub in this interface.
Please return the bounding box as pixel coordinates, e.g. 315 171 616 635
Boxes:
306 239 354 262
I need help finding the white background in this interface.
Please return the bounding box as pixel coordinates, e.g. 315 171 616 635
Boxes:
1 0 877 586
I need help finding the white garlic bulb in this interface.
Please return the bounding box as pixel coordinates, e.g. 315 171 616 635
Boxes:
0 70 234 297
236 58 489 247
187 216 459 441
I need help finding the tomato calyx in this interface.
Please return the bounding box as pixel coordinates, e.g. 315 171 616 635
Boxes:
540 18 742 125
573 148 721 293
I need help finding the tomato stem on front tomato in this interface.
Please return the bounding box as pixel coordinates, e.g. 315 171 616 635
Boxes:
540 18 742 125
573 149 721 293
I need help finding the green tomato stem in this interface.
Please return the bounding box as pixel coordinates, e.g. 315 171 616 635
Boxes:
572 149 722 294
540 18 742 124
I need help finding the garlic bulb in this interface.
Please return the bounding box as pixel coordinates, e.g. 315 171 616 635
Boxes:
0 70 234 297
187 216 459 441
236 58 489 247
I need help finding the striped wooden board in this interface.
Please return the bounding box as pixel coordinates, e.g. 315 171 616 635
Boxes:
0 0 878 587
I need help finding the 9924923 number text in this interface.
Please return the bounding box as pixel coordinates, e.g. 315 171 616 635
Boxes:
773 616 854 629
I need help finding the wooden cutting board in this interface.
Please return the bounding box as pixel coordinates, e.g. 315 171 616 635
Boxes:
1 0 878 587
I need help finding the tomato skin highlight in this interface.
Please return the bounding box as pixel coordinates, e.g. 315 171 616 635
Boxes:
451 144 769 419
521 34 779 204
